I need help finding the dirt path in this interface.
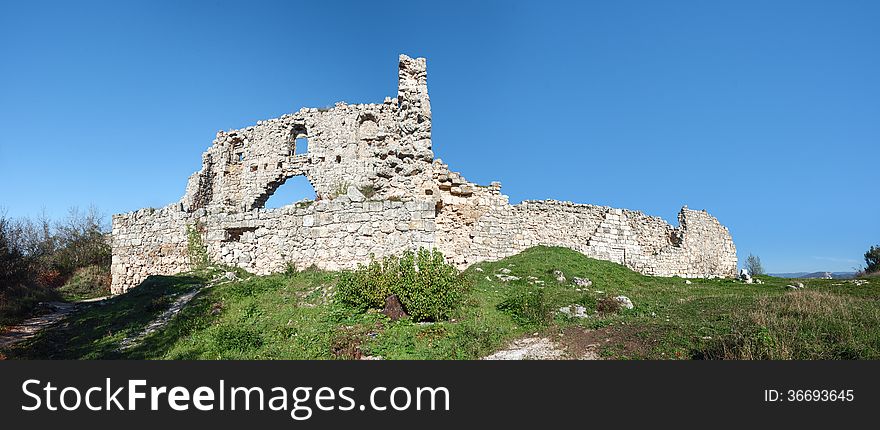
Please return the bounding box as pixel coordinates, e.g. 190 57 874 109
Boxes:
482 328 602 360
0 296 112 353
118 286 202 350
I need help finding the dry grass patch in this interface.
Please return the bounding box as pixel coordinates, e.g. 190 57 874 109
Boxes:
698 290 880 360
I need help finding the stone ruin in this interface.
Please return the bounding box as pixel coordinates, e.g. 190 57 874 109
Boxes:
110 54 738 294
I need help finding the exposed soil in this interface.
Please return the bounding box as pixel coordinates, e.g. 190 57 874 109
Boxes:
482 321 664 360
560 324 663 359
0 302 79 352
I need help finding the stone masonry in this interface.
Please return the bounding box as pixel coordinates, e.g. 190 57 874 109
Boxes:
111 54 737 294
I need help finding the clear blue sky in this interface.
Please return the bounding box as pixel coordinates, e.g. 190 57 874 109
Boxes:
1 1 877 273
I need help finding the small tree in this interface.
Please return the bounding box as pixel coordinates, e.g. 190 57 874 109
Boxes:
865 245 880 274
745 254 764 276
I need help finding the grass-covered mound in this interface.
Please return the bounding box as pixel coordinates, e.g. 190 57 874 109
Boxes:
4 246 879 360
57 265 111 301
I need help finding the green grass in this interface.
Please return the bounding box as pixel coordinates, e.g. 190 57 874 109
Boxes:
4 246 879 360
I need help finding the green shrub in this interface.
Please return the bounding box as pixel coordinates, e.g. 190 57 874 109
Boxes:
497 287 554 327
186 223 209 270
336 248 468 321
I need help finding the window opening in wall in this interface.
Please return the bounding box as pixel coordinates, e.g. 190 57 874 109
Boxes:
294 137 308 155
262 175 316 209
224 227 258 242
288 126 309 156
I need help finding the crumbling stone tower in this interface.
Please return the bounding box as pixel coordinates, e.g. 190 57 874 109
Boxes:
111 54 737 294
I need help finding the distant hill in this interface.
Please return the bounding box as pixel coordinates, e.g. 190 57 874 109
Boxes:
768 271 856 279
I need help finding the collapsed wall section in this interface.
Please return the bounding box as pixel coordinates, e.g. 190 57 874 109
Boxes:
458 200 737 278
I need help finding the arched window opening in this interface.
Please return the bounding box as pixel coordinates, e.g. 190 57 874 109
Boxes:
261 175 316 209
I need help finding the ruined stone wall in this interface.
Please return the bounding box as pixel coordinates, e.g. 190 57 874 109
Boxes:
460 200 737 278
202 199 434 276
111 205 191 293
112 198 435 294
112 54 737 294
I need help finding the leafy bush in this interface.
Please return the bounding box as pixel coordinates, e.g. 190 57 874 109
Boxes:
0 208 108 325
336 248 468 321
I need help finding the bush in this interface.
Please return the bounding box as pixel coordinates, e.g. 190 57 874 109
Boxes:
596 296 622 315
497 287 553 327
0 207 109 325
49 207 110 276
336 248 469 321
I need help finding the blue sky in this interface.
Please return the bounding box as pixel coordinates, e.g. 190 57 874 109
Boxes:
1 1 877 272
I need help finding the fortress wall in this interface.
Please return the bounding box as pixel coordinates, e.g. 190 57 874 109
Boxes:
203 198 435 276
111 199 436 294
461 200 737 278
111 54 738 293
655 208 738 278
180 100 433 214
111 205 192 294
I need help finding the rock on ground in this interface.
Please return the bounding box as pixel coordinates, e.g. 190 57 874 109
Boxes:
614 295 634 309
482 336 599 360
482 337 566 360
572 277 592 287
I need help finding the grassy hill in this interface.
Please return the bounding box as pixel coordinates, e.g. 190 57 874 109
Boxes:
4 246 879 359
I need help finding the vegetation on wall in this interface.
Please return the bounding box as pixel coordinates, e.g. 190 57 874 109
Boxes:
186 222 210 271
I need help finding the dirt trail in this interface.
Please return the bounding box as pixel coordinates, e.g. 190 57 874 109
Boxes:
0 298 108 351
482 330 602 360
118 287 202 350
117 271 238 350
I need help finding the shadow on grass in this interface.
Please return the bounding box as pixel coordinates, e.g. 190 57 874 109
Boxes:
3 274 205 359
